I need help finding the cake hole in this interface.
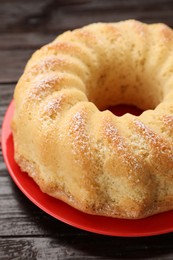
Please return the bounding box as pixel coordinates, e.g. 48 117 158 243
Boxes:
108 104 143 116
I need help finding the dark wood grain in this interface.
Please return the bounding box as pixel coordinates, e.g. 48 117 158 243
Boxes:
0 34 55 82
1 0 173 259
0 50 35 83
1 0 173 34
0 33 55 49
1 234 173 260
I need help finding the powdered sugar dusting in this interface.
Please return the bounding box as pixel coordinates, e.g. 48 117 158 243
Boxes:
133 118 173 164
104 121 142 175
43 94 64 118
28 56 58 75
105 123 124 152
26 55 73 78
162 115 173 125
133 119 158 145
68 110 93 166
27 73 65 101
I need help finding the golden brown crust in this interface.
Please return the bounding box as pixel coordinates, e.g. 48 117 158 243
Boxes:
11 20 173 219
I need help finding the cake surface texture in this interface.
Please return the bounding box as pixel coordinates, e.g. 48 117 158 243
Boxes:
11 20 173 219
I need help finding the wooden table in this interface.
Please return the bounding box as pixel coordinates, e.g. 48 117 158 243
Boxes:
1 0 173 259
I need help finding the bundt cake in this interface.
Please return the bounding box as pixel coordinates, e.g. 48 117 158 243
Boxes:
11 20 173 219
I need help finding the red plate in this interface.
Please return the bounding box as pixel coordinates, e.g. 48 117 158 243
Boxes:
2 101 173 237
